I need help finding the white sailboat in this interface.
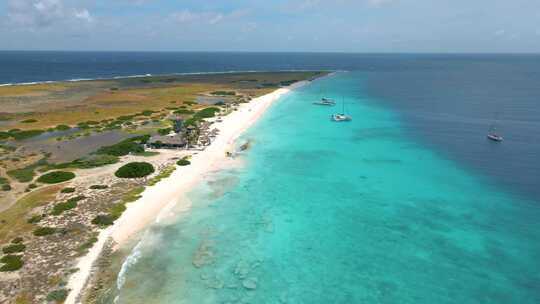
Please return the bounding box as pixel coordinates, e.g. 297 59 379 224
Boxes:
313 87 336 106
331 98 352 122
487 123 503 142
313 97 336 106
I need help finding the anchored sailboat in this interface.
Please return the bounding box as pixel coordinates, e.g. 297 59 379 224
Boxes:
313 87 336 106
313 97 336 106
487 123 503 142
486 113 503 142
331 98 352 122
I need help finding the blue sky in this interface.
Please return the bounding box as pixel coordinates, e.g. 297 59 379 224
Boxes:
1 0 539 52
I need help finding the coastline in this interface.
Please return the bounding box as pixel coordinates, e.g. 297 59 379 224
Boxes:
64 80 310 304
0 69 326 87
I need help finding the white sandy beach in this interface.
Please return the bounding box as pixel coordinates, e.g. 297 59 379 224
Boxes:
64 80 309 304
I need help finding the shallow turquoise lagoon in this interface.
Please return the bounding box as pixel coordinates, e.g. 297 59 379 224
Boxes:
113 72 539 304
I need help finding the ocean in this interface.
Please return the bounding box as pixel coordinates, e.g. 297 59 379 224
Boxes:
1 52 539 303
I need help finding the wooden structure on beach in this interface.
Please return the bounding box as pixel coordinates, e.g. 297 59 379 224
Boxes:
147 134 187 149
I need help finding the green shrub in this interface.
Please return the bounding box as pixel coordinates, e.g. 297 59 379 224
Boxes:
37 171 75 184
50 154 119 170
211 91 236 96
55 124 71 131
157 128 172 135
1 184 11 191
134 151 160 157
46 289 68 302
194 107 220 120
90 184 108 190
27 215 43 224
176 159 191 166
11 237 23 244
78 154 120 168
61 187 76 193
67 195 86 203
0 132 10 140
280 80 298 86
109 204 127 219
77 234 98 254
2 244 26 254
140 110 155 116
173 109 195 115
7 167 36 183
148 166 176 186
115 162 155 178
9 129 44 140
116 115 135 122
20 119 37 123
96 139 144 156
92 215 115 226
33 227 56 236
51 201 77 216
0 255 23 272
0 144 16 152
0 177 8 185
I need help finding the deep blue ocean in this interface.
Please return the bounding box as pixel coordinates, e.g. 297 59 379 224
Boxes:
1 52 539 303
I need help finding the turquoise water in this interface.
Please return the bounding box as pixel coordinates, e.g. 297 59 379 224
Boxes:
113 72 539 304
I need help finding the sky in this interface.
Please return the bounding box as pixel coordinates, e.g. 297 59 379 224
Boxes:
0 0 539 53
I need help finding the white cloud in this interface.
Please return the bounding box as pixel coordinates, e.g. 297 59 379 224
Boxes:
170 9 249 26
367 0 395 7
75 9 93 23
6 0 93 29
494 29 506 36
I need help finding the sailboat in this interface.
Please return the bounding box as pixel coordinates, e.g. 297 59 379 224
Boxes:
313 97 336 106
313 87 336 106
487 123 503 142
331 98 352 122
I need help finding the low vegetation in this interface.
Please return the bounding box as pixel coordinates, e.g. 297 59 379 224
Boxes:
7 165 39 183
194 107 220 119
173 109 195 115
211 91 236 96
46 154 120 170
90 184 109 190
51 199 78 216
0 254 23 272
148 165 176 186
115 162 155 178
33 227 57 236
0 185 61 243
2 243 26 254
46 289 68 302
60 187 76 193
76 233 98 255
27 215 43 224
37 171 75 184
176 158 191 166
55 124 71 131
95 135 149 156
91 214 115 227
8 129 44 141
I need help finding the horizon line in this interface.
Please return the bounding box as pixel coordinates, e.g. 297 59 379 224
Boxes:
1 50 540 55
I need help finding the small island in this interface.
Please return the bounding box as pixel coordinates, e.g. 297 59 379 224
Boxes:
0 71 326 303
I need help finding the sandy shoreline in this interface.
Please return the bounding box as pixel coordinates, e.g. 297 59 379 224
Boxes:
64 80 309 304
